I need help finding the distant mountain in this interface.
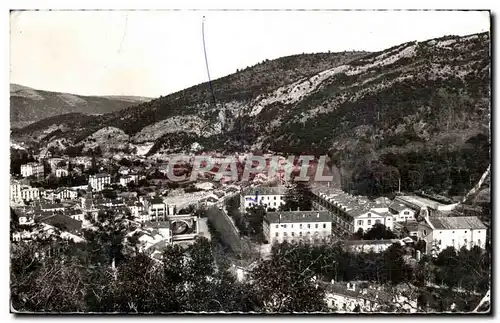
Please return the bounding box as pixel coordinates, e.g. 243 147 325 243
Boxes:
10 84 151 128
12 32 491 197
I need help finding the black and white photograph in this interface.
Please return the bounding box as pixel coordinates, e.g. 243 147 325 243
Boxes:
8 7 492 314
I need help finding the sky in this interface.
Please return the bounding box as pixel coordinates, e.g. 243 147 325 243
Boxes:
10 10 490 98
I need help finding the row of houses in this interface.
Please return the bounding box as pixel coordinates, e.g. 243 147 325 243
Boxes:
246 185 487 255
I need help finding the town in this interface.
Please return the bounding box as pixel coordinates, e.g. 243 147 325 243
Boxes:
10 149 491 313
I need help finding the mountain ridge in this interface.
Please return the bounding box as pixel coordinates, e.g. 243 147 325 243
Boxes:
10 83 152 129
11 32 491 197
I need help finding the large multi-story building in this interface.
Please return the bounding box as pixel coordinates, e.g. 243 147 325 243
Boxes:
89 173 111 192
263 211 332 244
10 180 22 202
311 188 394 237
20 162 44 178
418 215 487 255
240 186 287 212
141 196 168 222
20 187 40 201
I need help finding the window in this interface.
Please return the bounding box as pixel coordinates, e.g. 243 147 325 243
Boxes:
284 232 287 237
275 232 279 237
358 220 363 225
452 239 455 246
307 224 311 229
276 225 279 229
291 232 295 237
300 224 303 229
323 224 326 229
464 238 467 245
465 231 467 233
452 231 455 234
438 240 442 245
367 213 371 218
274 196 276 200
291 224 294 228
404 211 410 215
299 232 302 236
423 230 427 235
283 224 287 228
367 220 371 225
274 202 276 206
315 224 319 229
478 239 481 246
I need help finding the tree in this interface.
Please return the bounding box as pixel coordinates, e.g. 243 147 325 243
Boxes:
250 242 328 312
363 223 396 240
281 181 313 211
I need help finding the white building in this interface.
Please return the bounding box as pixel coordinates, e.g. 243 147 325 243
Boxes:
89 173 111 192
141 196 168 222
54 188 78 200
418 215 487 255
10 181 22 202
263 211 332 244
240 186 287 212
20 186 40 201
324 282 417 313
55 168 69 178
353 208 394 233
119 174 139 187
388 201 417 222
21 162 44 178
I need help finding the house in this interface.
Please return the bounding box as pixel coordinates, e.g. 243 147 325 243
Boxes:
55 168 69 178
54 187 78 200
118 166 130 176
119 174 139 187
37 213 84 242
141 196 167 222
390 194 459 221
143 221 172 245
21 162 44 178
10 180 22 202
125 200 144 219
40 203 65 212
48 157 65 171
89 173 111 192
324 282 417 313
388 201 417 222
353 208 395 233
240 186 287 212
64 209 85 222
418 215 487 255
263 211 332 244
20 186 41 202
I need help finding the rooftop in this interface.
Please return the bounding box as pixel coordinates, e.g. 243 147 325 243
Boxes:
395 195 454 210
265 211 331 224
144 221 171 229
428 216 487 230
38 214 82 233
90 173 110 179
241 186 286 196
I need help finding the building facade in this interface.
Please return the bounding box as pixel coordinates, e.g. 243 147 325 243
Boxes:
21 162 44 178
89 173 111 192
418 216 487 255
240 186 287 212
263 211 332 244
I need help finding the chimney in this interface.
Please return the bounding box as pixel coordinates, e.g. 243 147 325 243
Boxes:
331 279 335 285
317 213 320 218
297 207 300 211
